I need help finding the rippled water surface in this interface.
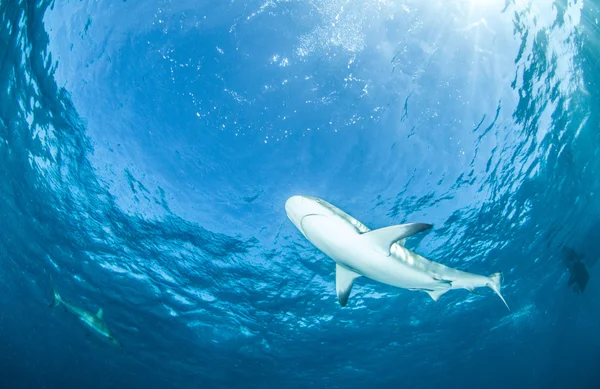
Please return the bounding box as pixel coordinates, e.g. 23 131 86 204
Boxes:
1 0 599 388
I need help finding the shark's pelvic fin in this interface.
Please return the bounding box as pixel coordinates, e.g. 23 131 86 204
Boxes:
465 286 481 295
488 272 510 311
96 308 104 319
336 264 361 307
362 223 433 256
425 289 449 302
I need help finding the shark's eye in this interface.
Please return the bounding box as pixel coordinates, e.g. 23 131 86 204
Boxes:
316 199 321 204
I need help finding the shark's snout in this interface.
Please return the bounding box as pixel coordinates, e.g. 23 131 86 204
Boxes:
285 195 331 238
285 195 305 225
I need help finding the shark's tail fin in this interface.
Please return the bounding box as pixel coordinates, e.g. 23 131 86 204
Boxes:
49 275 61 308
488 272 510 311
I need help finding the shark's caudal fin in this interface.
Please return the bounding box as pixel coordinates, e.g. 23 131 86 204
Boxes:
336 264 361 307
488 272 510 311
49 275 61 308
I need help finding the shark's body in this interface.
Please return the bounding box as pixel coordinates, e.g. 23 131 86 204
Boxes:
50 280 121 346
285 195 509 310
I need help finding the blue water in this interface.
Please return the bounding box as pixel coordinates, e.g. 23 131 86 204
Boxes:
1 0 599 387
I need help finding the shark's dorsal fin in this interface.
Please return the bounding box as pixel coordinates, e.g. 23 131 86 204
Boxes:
362 223 432 256
426 289 448 302
96 308 104 319
336 264 361 307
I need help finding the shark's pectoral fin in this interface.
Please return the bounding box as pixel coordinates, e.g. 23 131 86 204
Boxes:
96 308 104 319
336 264 361 307
362 223 433 255
426 289 449 302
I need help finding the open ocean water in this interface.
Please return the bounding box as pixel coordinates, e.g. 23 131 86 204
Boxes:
1 0 600 388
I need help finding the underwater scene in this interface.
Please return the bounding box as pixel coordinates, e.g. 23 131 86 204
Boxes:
1 0 599 388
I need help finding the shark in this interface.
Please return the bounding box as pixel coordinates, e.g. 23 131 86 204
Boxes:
49 278 121 346
284 195 509 310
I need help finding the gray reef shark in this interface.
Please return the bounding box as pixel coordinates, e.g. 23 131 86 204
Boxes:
285 195 509 310
50 278 121 346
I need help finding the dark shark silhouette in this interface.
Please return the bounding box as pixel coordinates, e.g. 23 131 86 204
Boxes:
562 247 589 294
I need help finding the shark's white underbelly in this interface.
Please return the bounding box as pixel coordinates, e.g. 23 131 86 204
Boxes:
302 214 441 290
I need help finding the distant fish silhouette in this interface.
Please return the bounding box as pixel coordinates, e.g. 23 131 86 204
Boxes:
49 276 121 347
562 247 589 294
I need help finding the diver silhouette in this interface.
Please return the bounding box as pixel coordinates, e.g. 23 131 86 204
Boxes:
562 247 589 294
